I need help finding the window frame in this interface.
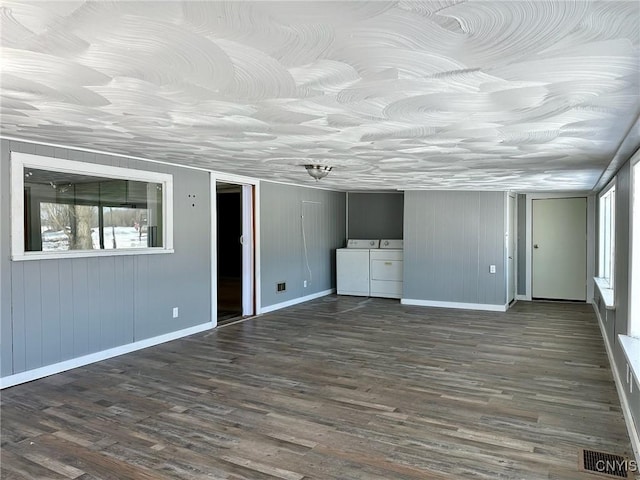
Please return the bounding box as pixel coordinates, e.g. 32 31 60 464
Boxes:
10 152 174 261
597 180 616 289
629 152 640 338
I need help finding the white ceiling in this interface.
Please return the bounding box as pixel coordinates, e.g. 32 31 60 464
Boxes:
1 1 639 191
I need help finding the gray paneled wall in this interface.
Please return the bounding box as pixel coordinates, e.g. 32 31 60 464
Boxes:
517 193 526 296
595 158 639 443
260 182 345 308
0 141 10 377
403 191 506 306
347 192 403 239
1 140 211 378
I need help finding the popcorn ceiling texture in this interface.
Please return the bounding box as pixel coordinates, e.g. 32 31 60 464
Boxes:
1 1 639 190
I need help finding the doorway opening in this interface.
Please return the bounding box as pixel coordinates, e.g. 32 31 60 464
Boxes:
216 181 255 325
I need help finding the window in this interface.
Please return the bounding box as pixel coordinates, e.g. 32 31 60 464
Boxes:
11 152 173 260
598 183 616 288
630 156 640 338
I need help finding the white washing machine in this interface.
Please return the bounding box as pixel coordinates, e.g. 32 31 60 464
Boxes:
336 239 379 296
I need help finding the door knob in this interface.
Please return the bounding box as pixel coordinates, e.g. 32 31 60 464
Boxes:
533 244 539 249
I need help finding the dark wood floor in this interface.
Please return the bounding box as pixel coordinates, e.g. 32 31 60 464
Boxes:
1 296 633 479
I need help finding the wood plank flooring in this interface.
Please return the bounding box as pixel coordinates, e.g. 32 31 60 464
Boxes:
1 296 634 479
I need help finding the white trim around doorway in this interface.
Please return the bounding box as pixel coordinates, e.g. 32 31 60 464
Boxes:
524 192 595 302
210 173 261 328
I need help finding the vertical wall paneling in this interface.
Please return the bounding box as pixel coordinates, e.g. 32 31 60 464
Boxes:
40 261 62 365
58 259 75 361
120 257 135 345
347 192 404 239
86 257 102 352
463 194 481 302
302 200 321 288
34 144 55 158
517 194 527 296
594 157 639 457
22 261 43 370
403 191 506 308
9 265 25 374
0 140 13 376
71 257 90 356
260 182 346 309
614 163 631 358
611 163 637 436
98 257 118 350
1 140 212 379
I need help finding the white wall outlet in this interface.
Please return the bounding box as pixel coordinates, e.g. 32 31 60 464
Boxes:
172 307 179 318
303 280 307 288
489 265 496 274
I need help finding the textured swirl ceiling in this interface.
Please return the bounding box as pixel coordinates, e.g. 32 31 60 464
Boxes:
1 1 639 191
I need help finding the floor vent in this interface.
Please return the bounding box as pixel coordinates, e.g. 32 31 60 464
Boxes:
578 449 631 478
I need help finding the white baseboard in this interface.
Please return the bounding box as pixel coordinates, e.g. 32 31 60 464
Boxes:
0 322 214 389
515 294 528 301
400 298 508 312
592 302 640 463
259 289 334 314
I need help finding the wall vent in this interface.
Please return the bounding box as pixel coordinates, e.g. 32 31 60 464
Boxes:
276 282 286 293
578 449 632 478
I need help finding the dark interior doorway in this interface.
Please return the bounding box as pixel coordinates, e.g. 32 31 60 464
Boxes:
216 182 243 324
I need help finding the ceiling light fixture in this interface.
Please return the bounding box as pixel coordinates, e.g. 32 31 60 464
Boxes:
304 164 332 181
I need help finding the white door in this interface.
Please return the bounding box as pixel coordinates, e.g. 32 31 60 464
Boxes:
532 198 587 300
507 195 516 303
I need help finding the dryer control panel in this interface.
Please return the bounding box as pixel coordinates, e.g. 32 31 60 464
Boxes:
380 239 403 249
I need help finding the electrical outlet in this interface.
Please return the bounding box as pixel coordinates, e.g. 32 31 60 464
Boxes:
489 265 496 274
172 307 179 318
303 280 307 288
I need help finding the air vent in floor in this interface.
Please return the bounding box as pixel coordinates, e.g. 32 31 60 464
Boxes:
578 449 632 478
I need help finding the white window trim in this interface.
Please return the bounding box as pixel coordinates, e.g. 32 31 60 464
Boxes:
630 151 640 338
10 152 174 261
597 180 616 289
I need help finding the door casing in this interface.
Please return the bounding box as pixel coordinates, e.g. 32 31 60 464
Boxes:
211 173 260 326
532 197 587 300
524 193 595 302
506 193 516 304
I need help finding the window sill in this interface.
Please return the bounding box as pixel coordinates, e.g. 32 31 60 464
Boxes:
618 335 640 385
12 248 175 261
594 277 615 310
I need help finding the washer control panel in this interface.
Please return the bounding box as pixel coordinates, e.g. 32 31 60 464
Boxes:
347 239 380 248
